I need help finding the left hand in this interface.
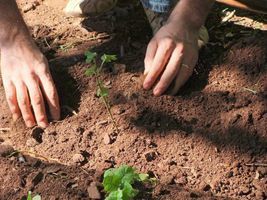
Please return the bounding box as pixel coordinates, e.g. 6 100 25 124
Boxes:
143 20 199 96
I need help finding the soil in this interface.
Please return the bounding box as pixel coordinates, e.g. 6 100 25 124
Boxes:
0 0 266 199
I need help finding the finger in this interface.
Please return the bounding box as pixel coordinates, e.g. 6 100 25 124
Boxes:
26 77 48 128
143 39 175 90
15 81 36 127
2 80 21 121
144 39 157 75
153 46 184 96
170 51 198 95
39 71 60 121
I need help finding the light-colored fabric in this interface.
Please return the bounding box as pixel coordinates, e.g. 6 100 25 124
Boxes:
64 0 117 17
144 8 209 48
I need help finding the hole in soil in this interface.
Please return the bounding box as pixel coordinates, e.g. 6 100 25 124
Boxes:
31 127 44 143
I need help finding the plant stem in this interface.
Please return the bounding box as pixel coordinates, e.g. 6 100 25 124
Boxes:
96 77 119 133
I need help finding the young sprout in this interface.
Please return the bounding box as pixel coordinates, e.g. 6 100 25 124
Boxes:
103 165 156 200
85 51 119 133
27 191 41 200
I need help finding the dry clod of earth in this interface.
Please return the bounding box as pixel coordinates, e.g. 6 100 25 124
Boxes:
72 153 85 164
87 182 101 199
0 145 14 157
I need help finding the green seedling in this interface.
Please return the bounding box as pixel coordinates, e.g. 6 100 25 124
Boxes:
103 165 156 200
27 191 41 200
85 51 118 132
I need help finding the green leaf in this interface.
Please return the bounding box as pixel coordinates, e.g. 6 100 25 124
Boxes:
97 86 109 98
138 173 149 182
122 182 139 200
32 195 42 200
85 51 97 63
101 54 117 63
27 191 32 200
106 190 123 200
85 64 97 76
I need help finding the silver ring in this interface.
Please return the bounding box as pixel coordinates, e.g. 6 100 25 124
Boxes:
182 63 191 69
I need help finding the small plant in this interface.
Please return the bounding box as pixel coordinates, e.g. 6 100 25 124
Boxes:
103 165 155 200
85 51 119 132
27 191 41 200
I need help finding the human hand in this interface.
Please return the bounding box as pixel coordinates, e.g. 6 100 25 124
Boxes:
0 41 60 128
143 20 199 96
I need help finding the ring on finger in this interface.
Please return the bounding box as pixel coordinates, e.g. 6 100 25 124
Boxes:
181 63 191 70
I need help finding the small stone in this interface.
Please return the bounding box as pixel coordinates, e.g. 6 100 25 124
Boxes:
97 120 108 126
226 170 234 178
72 153 85 164
0 145 15 157
232 161 241 168
18 155 26 163
174 176 187 185
255 171 260 180
103 134 111 145
239 186 251 195
87 182 101 199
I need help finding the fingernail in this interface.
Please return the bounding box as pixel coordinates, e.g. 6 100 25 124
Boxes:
26 121 35 128
153 88 161 96
143 79 151 90
39 121 48 128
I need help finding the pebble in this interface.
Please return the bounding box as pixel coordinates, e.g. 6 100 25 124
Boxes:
239 186 251 195
72 153 85 164
103 134 111 145
0 145 15 157
174 176 187 185
87 182 101 199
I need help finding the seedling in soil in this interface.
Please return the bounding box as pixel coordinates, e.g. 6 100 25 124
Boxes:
27 191 41 200
103 165 156 200
85 51 119 132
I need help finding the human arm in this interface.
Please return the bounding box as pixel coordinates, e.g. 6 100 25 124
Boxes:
143 0 214 95
0 0 60 127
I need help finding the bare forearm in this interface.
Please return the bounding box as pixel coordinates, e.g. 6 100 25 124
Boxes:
168 0 214 30
0 0 31 48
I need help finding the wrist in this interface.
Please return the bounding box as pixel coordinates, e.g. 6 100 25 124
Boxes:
168 0 214 30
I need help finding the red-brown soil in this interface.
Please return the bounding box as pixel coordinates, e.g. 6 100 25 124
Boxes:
0 0 266 199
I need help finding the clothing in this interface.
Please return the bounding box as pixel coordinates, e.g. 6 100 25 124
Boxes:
140 0 173 13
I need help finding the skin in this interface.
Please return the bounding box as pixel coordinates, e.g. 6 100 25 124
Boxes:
0 0 213 127
143 0 214 95
0 0 60 128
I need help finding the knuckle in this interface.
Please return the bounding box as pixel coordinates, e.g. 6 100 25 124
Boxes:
32 94 42 106
47 88 57 100
37 115 46 123
18 97 28 108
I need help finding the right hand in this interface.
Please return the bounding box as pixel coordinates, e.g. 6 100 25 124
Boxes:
0 40 60 128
